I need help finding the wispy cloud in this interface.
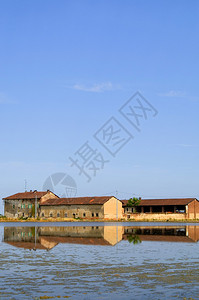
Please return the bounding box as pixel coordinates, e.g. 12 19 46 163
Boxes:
71 82 120 93
158 90 185 98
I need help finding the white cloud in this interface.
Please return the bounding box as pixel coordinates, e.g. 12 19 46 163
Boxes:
71 82 120 93
158 90 185 98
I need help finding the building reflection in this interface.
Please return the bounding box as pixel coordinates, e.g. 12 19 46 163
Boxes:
3 226 123 250
3 225 199 250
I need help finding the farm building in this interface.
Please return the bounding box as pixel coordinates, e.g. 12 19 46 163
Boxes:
3 190 58 218
39 196 123 220
122 198 199 220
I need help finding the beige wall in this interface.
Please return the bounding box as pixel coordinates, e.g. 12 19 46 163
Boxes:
124 213 186 221
187 200 199 219
39 192 59 204
40 204 104 219
103 197 123 219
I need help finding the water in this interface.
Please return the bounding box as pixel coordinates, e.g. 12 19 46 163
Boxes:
0 222 199 299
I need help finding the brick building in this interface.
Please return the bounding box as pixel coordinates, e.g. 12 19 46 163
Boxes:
3 190 58 218
40 196 123 220
122 198 199 220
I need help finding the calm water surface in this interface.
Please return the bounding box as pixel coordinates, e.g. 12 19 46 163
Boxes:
0 222 199 300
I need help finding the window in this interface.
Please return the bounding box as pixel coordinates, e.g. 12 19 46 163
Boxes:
57 213 60 217
92 213 94 217
42 213 44 217
126 208 128 212
96 213 99 217
50 213 53 217
83 213 86 217
21 204 25 209
28 204 32 209
64 213 67 217
13 205 15 209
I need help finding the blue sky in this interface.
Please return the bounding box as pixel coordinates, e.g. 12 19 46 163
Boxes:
0 0 199 213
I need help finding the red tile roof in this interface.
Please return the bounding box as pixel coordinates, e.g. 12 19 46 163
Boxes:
3 191 49 200
40 196 115 206
122 198 198 206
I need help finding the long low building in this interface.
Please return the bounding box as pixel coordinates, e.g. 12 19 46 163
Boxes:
40 196 123 219
122 198 199 220
2 192 123 220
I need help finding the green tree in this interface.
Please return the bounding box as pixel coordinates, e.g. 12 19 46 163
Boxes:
127 197 141 213
127 197 141 207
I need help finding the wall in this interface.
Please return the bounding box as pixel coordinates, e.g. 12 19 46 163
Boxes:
103 197 123 219
4 199 36 218
187 200 199 219
39 192 59 204
4 192 59 218
124 213 186 221
40 204 104 219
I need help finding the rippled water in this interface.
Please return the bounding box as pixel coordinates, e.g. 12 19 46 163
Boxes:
0 222 199 299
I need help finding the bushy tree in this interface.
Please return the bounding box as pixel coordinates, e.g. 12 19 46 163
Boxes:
127 197 141 207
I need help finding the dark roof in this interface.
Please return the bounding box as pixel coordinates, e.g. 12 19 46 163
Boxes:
40 196 115 206
3 191 50 200
122 198 198 206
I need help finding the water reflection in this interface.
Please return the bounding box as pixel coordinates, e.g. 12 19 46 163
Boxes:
3 225 199 250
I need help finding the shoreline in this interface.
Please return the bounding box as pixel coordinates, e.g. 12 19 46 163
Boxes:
1 218 199 223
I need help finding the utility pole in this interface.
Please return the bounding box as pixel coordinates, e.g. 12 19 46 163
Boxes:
24 179 27 192
35 194 37 219
116 190 118 220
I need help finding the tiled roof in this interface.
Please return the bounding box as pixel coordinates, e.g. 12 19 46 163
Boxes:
122 198 198 206
40 196 115 206
3 191 49 200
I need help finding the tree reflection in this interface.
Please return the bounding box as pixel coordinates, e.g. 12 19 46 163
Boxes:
127 234 141 245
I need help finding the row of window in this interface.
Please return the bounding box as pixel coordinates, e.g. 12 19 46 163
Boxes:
41 212 99 218
12 204 38 209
